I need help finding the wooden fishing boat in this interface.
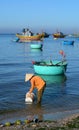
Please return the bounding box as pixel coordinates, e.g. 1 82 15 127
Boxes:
32 60 67 75
42 32 50 38
16 33 44 42
63 40 74 45
30 43 43 49
53 32 66 38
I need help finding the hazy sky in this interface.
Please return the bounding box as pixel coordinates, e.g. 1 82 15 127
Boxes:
0 0 79 33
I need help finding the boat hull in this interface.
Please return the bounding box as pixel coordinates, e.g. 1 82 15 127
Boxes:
33 60 67 75
53 34 65 38
16 33 44 41
53 32 66 38
63 40 74 45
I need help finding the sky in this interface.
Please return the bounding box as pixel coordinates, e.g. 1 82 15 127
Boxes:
0 0 79 34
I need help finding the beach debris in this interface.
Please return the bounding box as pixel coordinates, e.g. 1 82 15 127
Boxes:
0 123 4 128
33 118 39 123
14 120 22 125
5 122 11 126
32 124 37 127
24 119 31 124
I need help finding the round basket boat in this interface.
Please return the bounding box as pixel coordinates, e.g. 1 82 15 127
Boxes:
32 60 67 75
30 44 43 49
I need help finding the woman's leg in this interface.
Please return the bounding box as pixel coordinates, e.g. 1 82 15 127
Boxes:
37 87 45 103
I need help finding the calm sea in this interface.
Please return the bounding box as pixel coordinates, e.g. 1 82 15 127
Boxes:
0 34 79 123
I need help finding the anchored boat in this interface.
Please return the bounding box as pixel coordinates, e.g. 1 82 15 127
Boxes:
32 60 67 75
30 43 43 49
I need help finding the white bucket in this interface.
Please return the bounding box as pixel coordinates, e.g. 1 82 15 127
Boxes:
25 92 35 103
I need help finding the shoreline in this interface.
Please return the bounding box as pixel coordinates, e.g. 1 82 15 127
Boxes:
1 108 79 123
1 109 79 129
0 113 79 130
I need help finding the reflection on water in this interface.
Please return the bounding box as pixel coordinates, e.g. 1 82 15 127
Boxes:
0 103 44 123
30 48 43 58
25 103 44 121
30 48 43 52
37 74 67 84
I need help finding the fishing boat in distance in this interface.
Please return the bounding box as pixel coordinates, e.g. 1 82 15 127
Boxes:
63 40 74 45
53 32 66 38
16 28 44 42
32 60 67 75
42 32 50 38
16 33 44 42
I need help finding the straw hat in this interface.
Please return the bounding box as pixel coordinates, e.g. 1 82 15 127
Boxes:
25 74 34 82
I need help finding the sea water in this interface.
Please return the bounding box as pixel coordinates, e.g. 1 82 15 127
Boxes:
0 34 79 123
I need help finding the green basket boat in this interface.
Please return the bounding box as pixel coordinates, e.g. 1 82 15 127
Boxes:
30 43 43 49
32 60 67 75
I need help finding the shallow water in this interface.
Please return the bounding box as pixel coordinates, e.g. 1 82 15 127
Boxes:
0 34 79 123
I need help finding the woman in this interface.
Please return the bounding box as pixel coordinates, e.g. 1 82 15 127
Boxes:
25 74 46 103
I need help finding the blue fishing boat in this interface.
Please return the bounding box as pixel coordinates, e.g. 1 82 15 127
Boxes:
30 43 43 49
32 60 67 75
63 40 74 45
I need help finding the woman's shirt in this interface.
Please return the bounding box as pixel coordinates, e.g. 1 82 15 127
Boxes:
29 75 46 92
